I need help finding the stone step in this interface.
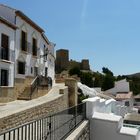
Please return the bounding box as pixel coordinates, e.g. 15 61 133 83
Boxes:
17 87 31 100
17 96 31 100
17 76 49 100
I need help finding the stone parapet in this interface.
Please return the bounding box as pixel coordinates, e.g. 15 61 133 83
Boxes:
66 120 90 140
0 87 68 132
65 78 78 107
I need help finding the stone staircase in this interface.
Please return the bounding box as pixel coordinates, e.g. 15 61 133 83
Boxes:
16 76 49 100
31 87 50 99
15 77 34 100
17 87 32 100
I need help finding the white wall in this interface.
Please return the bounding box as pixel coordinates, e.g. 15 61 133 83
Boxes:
0 10 55 87
84 97 140 140
104 79 130 95
45 43 55 84
115 79 130 93
91 113 139 140
15 16 45 79
0 22 15 86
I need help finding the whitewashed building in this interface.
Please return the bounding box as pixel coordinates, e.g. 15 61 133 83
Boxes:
0 16 16 87
83 97 140 140
104 79 130 95
0 4 55 102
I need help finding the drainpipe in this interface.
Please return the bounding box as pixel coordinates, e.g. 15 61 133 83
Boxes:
14 15 17 87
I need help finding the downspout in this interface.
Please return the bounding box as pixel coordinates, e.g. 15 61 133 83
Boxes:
14 14 17 88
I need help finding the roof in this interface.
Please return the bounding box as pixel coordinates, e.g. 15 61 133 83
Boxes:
103 93 116 99
134 94 140 99
0 4 44 33
124 113 140 122
0 16 17 29
98 93 114 100
42 33 50 45
115 92 133 101
0 4 15 11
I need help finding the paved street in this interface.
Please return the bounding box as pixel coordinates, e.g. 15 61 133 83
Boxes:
0 83 66 119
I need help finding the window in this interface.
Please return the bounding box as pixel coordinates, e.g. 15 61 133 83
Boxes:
45 67 48 77
44 45 48 60
125 101 130 107
1 69 8 86
32 38 37 56
34 67 38 76
18 61 25 74
1 34 9 60
21 31 27 51
31 67 33 74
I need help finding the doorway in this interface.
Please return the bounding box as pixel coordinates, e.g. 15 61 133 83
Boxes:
1 69 8 86
45 67 48 77
34 67 38 76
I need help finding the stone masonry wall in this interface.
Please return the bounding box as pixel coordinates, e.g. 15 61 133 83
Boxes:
77 124 90 140
0 89 68 132
0 87 15 103
65 78 78 107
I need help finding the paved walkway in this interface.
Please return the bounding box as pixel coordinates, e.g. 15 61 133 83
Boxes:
0 83 66 119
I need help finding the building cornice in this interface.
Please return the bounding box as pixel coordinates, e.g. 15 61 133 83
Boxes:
0 16 17 30
42 33 50 45
16 10 44 33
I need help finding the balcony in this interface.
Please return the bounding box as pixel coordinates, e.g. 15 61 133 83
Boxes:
20 40 32 53
20 40 38 57
0 47 15 62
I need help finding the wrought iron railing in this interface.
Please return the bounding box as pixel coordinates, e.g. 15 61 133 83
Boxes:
30 76 49 99
123 123 140 131
0 103 86 140
0 47 15 62
30 76 39 99
20 40 32 54
38 76 48 87
20 40 38 56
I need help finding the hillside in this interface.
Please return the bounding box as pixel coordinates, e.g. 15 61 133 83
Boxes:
127 73 140 78
124 73 140 95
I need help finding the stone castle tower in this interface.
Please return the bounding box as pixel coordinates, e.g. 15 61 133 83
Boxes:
81 59 90 70
55 49 90 73
55 49 69 73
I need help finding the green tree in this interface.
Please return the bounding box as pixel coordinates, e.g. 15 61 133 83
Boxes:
102 74 114 91
93 72 103 87
101 67 115 91
102 67 113 76
69 67 81 76
80 72 94 87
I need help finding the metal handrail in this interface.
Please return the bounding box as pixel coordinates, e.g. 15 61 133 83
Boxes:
30 76 39 98
30 76 48 99
0 103 86 140
0 47 15 62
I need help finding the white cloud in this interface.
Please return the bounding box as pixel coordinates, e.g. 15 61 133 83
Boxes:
80 0 89 29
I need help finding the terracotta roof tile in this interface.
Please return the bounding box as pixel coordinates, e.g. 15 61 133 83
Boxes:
115 92 133 101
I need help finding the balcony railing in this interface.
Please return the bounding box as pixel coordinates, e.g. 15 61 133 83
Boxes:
30 76 48 99
20 40 38 57
0 103 86 140
20 40 32 54
0 47 15 62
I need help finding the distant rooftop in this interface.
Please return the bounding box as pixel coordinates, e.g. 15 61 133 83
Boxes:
115 92 133 101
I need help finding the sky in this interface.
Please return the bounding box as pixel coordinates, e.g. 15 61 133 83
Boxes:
1 0 140 75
